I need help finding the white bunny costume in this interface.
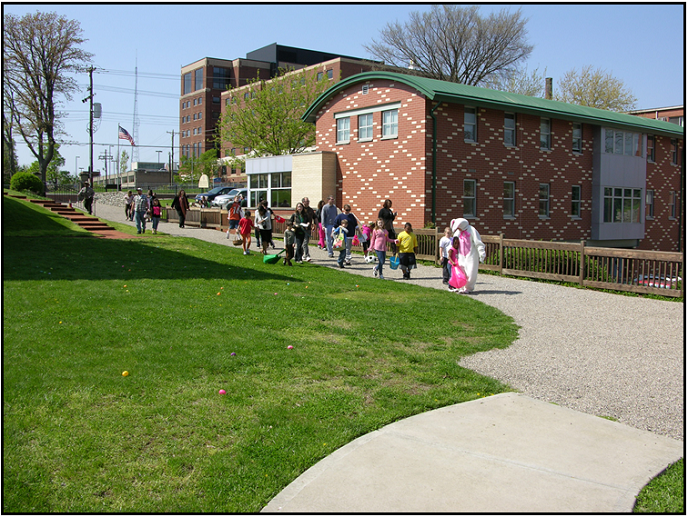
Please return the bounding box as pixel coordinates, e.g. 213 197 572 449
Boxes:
450 218 486 293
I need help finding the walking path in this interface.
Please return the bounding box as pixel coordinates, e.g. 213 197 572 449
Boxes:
90 203 684 513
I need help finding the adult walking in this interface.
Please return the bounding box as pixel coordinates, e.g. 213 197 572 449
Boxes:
289 202 311 263
315 200 326 249
450 218 486 294
78 181 95 215
378 199 398 254
321 195 339 258
301 197 316 262
132 187 149 234
255 201 273 255
334 204 358 265
124 190 134 220
171 189 189 228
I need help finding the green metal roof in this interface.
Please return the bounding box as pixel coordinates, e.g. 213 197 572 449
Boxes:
302 71 684 138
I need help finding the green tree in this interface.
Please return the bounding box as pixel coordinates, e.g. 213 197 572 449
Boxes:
3 88 19 180
3 11 93 191
219 68 332 157
365 5 532 86
554 65 637 112
178 149 218 184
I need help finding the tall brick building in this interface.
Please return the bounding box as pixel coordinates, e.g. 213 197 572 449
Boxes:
296 72 684 252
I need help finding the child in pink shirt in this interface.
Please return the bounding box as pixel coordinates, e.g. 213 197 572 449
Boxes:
367 218 397 280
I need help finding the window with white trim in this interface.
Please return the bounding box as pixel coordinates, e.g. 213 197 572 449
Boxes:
647 135 655 162
336 117 350 144
504 113 516 146
572 123 582 153
382 109 398 138
464 107 477 142
671 139 678 165
503 181 515 217
463 179 476 217
603 187 642 223
571 185 581 217
669 191 677 218
539 183 550 217
540 118 551 149
645 189 654 219
358 113 373 141
604 128 642 156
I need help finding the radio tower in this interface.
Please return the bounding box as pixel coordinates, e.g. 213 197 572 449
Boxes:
131 55 140 163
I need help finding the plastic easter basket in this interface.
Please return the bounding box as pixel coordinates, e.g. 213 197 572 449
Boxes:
263 249 285 264
389 254 400 270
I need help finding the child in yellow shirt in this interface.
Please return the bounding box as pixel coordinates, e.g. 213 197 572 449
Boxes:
396 222 418 280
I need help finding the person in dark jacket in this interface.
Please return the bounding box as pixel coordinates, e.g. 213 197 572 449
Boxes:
171 189 189 228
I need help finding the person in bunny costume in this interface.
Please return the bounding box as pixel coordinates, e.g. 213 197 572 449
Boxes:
450 218 486 293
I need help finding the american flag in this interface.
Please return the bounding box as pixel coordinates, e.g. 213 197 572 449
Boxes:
118 126 135 146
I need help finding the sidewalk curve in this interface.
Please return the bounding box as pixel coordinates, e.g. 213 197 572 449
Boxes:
262 393 682 513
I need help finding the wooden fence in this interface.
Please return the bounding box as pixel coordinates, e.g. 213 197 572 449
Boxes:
162 208 682 298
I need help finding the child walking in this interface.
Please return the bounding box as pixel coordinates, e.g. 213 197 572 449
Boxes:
367 218 396 279
447 236 464 292
331 219 349 268
438 227 453 285
396 222 419 280
239 210 254 255
283 222 296 266
150 198 162 234
361 221 374 261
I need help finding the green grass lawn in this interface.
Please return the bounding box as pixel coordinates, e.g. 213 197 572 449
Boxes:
3 196 518 512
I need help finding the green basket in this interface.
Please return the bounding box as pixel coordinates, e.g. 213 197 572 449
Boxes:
263 250 285 264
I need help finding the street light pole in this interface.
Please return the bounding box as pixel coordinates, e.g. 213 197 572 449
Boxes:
75 156 80 179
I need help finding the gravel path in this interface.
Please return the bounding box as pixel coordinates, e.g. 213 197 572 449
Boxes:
92 201 685 441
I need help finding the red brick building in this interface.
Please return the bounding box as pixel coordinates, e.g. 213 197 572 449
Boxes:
301 72 684 252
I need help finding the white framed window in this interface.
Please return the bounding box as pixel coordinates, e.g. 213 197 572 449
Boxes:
572 123 582 153
382 109 398 138
669 191 677 218
603 187 642 223
503 181 515 217
647 135 655 162
604 128 642 156
463 179 476 217
464 106 477 142
646 189 654 219
539 183 550 217
248 172 292 208
336 117 350 144
540 118 551 150
358 113 373 141
571 185 582 218
671 139 678 165
504 113 516 146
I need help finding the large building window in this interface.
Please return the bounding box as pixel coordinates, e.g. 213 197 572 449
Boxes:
572 123 582 153
671 139 678 165
603 187 642 223
669 191 677 218
539 183 550 217
183 72 192 95
503 181 515 217
571 185 581 218
358 113 373 141
336 117 350 144
540 118 551 150
463 179 476 217
194 68 203 91
212 67 230 90
604 128 642 156
248 171 291 208
504 113 516 146
464 107 477 142
382 109 398 138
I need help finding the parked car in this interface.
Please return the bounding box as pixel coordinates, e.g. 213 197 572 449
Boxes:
211 188 247 209
194 186 235 204
634 274 682 289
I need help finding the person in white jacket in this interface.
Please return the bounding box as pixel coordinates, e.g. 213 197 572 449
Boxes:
450 218 486 293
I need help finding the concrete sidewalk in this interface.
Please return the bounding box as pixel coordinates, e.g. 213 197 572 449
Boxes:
90 203 684 513
262 393 682 513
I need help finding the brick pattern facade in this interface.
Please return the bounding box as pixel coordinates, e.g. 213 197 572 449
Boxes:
314 79 684 251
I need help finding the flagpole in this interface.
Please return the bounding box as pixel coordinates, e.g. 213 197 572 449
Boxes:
117 125 121 190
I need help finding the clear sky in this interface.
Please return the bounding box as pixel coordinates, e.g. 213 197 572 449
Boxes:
4 2 685 177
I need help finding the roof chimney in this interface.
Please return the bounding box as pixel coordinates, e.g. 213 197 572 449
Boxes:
545 78 553 100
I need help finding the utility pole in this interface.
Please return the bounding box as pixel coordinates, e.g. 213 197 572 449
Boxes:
98 148 114 185
166 130 175 185
88 67 94 185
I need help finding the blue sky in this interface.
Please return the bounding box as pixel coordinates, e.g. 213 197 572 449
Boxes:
4 2 685 176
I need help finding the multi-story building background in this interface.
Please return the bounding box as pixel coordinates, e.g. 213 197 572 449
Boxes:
628 106 684 127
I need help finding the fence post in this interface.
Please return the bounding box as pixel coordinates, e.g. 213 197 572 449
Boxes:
579 239 586 287
499 233 504 276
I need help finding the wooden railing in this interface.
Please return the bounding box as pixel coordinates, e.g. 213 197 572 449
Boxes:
160 209 683 298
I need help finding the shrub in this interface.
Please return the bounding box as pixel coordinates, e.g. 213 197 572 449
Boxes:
10 172 44 194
